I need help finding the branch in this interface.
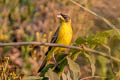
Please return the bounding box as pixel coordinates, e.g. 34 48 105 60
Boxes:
0 42 120 63
80 76 106 80
0 42 81 49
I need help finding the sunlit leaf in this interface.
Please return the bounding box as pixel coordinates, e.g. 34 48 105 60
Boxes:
84 53 95 76
45 69 59 80
62 73 67 80
22 76 41 80
67 58 81 80
66 70 72 80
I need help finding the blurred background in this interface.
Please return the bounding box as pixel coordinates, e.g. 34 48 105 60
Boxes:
0 0 120 79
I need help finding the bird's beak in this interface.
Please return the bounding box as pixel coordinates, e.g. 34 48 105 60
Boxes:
57 14 63 18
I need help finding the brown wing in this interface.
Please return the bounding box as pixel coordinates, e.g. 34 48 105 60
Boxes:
45 26 60 55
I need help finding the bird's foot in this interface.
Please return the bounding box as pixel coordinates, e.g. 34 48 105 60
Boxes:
52 52 58 67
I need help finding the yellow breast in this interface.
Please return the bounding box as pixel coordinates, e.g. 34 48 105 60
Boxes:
56 22 72 45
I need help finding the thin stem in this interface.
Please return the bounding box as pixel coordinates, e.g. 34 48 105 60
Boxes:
70 0 120 35
80 76 106 80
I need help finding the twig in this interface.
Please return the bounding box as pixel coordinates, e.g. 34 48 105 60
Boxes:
0 42 120 63
70 0 120 35
80 76 106 80
0 42 81 49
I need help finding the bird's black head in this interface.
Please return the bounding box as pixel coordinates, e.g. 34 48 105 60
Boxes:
57 13 71 22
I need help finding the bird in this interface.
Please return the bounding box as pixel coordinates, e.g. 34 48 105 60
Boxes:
38 13 73 72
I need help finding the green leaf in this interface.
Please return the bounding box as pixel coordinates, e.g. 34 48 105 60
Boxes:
97 55 108 79
40 64 54 77
21 46 30 61
75 37 86 45
71 51 81 61
54 59 68 75
56 54 68 63
87 30 115 46
67 58 81 80
23 33 33 42
45 69 59 80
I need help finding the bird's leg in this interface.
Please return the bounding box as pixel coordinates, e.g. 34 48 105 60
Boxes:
52 52 58 66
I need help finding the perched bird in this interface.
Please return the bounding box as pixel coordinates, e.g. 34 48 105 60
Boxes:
38 13 73 72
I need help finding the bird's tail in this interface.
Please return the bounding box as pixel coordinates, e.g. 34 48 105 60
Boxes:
38 49 53 72
38 57 47 72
